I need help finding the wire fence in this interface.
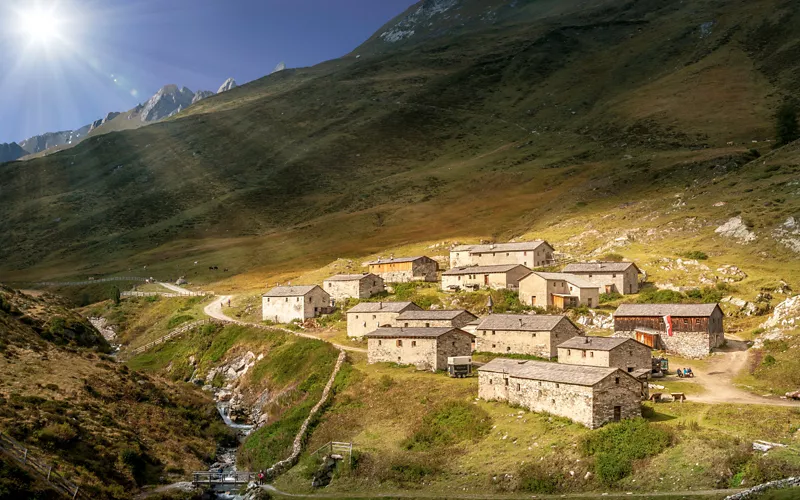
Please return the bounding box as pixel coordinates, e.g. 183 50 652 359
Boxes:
0 432 84 499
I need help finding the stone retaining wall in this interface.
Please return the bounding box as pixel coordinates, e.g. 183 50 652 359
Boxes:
724 476 800 499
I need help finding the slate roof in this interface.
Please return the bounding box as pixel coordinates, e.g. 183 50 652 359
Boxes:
442 264 529 275
476 314 567 332
324 273 377 282
346 301 420 314
563 262 641 273
364 256 429 265
396 309 478 321
478 358 620 386
466 241 549 253
614 303 721 317
525 272 600 289
558 336 639 351
365 327 473 339
263 285 322 297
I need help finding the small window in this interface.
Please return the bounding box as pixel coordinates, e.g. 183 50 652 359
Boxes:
425 323 430 328
567 349 571 355
532 333 537 338
516 383 521 391
612 274 617 278
683 319 689 327
492 330 496 335
452 341 456 347
396 339 403 347
378 340 382 345
590 352 594 358
615 377 620 385
506 253 509 256
555 383 560 388
404 322 409 327
628 367 634 373
373 315 377 319
588 274 593 278
492 344 496 348
582 351 586 358
355 314 358 319
489 379 493 385
267 298 270 302
507 346 511 352
551 399 556 404
412 340 417 347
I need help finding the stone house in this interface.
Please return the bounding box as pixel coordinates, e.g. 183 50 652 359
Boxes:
365 327 475 371
557 336 652 374
613 303 725 358
518 272 600 309
323 273 385 301
475 314 583 358
450 241 555 268
394 309 478 329
478 358 643 429
562 262 642 295
262 285 331 324
441 264 531 291
346 301 422 338
364 256 439 283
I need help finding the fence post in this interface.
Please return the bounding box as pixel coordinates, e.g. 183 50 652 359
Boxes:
23 448 27 464
73 486 79 499
47 466 51 481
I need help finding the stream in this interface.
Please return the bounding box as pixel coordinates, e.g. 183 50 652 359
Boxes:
208 398 256 499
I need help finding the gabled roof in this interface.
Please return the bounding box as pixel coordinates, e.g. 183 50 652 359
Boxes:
396 309 478 321
614 303 721 318
442 264 530 276
364 256 431 265
558 336 647 351
524 272 600 289
478 358 622 386
324 273 379 282
347 301 420 314
476 314 569 332
263 285 323 297
465 241 550 254
365 327 474 339
563 262 641 274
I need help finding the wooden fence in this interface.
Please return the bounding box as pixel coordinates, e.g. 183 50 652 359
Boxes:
191 471 259 487
118 319 218 360
0 432 83 499
312 441 353 465
35 277 149 287
121 291 213 298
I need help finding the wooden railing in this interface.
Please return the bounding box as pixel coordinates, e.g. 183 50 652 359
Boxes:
312 441 353 465
118 320 218 360
0 432 84 499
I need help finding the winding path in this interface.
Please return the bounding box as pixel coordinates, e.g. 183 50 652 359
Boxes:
203 295 366 354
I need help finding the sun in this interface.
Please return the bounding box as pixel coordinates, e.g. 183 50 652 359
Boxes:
18 7 62 45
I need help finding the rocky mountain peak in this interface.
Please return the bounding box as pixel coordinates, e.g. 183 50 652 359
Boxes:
192 90 215 104
271 62 286 74
217 78 237 93
140 84 196 122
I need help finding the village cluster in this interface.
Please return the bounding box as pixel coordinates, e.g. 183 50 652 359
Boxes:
261 241 725 429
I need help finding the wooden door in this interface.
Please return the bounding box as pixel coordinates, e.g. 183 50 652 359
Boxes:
613 406 621 422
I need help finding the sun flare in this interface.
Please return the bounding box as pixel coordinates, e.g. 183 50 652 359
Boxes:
18 7 62 45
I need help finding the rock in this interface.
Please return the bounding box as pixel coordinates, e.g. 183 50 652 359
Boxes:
715 216 756 243
188 355 196 366
713 201 727 207
761 295 800 331
140 85 196 122
271 62 286 74
191 90 214 104
217 390 233 402
773 217 800 253
217 78 237 93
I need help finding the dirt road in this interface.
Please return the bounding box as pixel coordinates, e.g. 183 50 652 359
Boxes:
158 282 195 294
204 296 366 354
682 338 799 407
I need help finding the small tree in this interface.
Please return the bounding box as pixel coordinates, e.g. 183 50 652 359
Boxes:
111 286 121 305
776 102 799 146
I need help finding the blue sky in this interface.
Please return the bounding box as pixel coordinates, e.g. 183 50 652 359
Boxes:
0 0 417 144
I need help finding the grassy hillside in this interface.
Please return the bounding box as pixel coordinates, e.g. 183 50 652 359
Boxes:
0 287 225 499
0 0 799 284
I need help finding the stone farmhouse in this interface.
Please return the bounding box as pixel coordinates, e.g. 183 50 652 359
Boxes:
562 262 642 295
346 301 421 338
450 241 555 268
394 309 478 329
478 358 643 429
323 273 385 301
441 264 531 291
365 327 474 371
558 336 652 374
475 314 583 358
262 285 331 323
365 256 439 283
613 303 725 358
518 272 600 309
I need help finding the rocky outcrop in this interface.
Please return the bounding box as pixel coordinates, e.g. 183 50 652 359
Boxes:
379 0 458 43
88 112 121 132
191 90 214 104
217 78 237 93
773 217 800 253
715 216 756 243
140 85 196 122
19 124 92 155
761 295 800 331
271 62 286 74
575 311 613 330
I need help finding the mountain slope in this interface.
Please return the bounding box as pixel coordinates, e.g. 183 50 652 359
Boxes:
0 0 798 280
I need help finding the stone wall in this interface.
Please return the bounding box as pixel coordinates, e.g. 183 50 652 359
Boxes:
479 370 642 429
476 320 581 358
558 346 612 367
434 331 474 370
367 337 439 371
607 342 652 372
450 250 472 268
519 275 569 307
442 267 528 291
723 477 800 500
616 329 713 358
472 246 553 268
347 311 400 338
396 313 475 329
262 289 330 323
570 268 639 295
324 276 384 300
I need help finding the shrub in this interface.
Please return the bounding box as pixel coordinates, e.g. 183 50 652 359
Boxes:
517 462 561 493
385 454 441 485
601 253 624 262
581 419 672 486
378 374 394 390
681 251 708 260
37 423 78 448
637 288 685 304
491 289 530 314
402 401 491 451
762 354 777 367
600 292 623 304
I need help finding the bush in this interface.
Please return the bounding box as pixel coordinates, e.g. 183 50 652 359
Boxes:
762 354 777 367
37 423 78 448
378 374 394 390
601 253 624 262
681 251 708 260
600 292 623 304
491 289 530 314
581 419 672 486
402 401 492 451
517 462 561 493
637 288 685 304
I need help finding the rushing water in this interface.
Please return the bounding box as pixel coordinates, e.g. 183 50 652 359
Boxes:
208 400 256 499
